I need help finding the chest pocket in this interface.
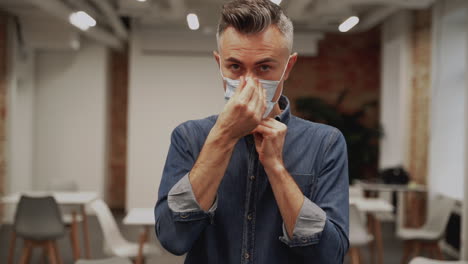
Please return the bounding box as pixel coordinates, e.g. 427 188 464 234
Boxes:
290 172 316 197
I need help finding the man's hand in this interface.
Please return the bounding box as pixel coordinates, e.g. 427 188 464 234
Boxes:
214 76 267 141
252 118 287 172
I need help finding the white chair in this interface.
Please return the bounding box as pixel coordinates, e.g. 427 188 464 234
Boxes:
410 257 468 264
398 195 456 264
348 203 374 264
76 257 133 264
89 199 162 260
375 190 395 222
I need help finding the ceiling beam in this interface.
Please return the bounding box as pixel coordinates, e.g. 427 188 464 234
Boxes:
285 0 313 19
26 0 123 49
357 6 399 31
91 0 128 40
168 0 186 20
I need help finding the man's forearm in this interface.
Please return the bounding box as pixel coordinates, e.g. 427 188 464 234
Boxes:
265 164 305 238
189 125 238 211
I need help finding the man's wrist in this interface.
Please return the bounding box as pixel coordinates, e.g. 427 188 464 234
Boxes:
208 124 238 149
264 161 287 181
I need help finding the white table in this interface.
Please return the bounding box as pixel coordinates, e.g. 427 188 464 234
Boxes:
350 197 393 264
2 191 98 263
123 208 154 264
355 180 427 193
350 197 394 213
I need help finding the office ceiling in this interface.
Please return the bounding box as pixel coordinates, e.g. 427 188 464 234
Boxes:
0 0 436 50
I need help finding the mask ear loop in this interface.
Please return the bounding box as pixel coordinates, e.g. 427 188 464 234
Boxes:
270 55 292 104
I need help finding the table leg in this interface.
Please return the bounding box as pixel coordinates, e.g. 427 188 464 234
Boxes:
80 205 91 258
366 214 376 264
369 214 383 264
69 211 81 260
135 226 149 264
8 230 16 264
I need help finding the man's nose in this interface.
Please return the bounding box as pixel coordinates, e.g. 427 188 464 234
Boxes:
244 71 257 81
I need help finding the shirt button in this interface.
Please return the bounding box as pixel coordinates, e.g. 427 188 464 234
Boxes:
244 253 250 259
250 175 255 181
247 213 253 221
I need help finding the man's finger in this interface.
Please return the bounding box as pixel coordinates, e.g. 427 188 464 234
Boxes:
238 77 256 102
258 118 277 129
233 76 246 96
252 124 274 135
253 81 265 119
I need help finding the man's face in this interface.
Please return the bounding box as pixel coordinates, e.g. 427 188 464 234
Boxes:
215 25 297 102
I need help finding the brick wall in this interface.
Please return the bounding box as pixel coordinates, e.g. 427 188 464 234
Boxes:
106 48 129 209
0 13 8 222
409 9 432 186
284 27 381 116
284 27 381 181
406 8 432 227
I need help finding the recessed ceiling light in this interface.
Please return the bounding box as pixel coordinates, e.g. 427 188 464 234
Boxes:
69 11 96 31
187 13 200 31
339 16 359 32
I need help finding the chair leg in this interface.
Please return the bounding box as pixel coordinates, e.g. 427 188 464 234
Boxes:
69 211 81 261
7 231 16 264
431 242 444 260
348 247 361 264
413 241 422 257
19 240 33 264
52 241 63 264
40 244 48 264
46 241 58 264
400 240 413 264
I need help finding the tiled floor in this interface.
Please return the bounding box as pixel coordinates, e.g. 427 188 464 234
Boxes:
0 214 455 264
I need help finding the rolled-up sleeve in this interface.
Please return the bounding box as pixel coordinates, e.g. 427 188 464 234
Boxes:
279 196 326 246
167 173 217 221
280 129 350 263
155 124 215 256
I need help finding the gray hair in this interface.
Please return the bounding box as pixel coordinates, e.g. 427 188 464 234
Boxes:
216 0 294 52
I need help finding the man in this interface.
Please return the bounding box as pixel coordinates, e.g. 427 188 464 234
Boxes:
155 0 349 263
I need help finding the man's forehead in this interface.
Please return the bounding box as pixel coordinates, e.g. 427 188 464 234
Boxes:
218 26 289 58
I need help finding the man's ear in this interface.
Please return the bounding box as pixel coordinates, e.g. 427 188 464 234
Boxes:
284 52 298 80
213 51 220 67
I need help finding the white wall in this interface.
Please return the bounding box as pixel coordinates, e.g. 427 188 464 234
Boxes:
5 18 36 195
379 11 412 170
33 40 109 196
3 18 37 223
462 1 468 259
126 24 225 209
428 0 467 200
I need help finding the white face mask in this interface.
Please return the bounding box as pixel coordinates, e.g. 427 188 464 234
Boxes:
220 56 291 118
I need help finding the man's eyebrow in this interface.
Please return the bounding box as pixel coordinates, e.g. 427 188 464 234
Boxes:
225 57 243 64
254 58 278 64
224 57 279 64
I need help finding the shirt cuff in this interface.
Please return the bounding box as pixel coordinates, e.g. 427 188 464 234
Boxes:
279 196 327 247
167 174 218 221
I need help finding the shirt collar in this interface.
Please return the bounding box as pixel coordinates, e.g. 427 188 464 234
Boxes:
274 95 291 125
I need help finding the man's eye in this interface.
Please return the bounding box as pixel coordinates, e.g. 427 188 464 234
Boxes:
230 64 240 71
259 65 271 72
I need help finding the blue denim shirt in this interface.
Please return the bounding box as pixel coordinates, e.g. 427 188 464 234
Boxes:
155 96 349 263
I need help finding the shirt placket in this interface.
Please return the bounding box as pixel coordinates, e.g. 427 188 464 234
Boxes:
241 135 259 264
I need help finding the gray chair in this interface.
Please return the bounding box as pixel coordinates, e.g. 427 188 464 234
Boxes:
12 196 66 264
76 257 133 264
46 178 83 224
